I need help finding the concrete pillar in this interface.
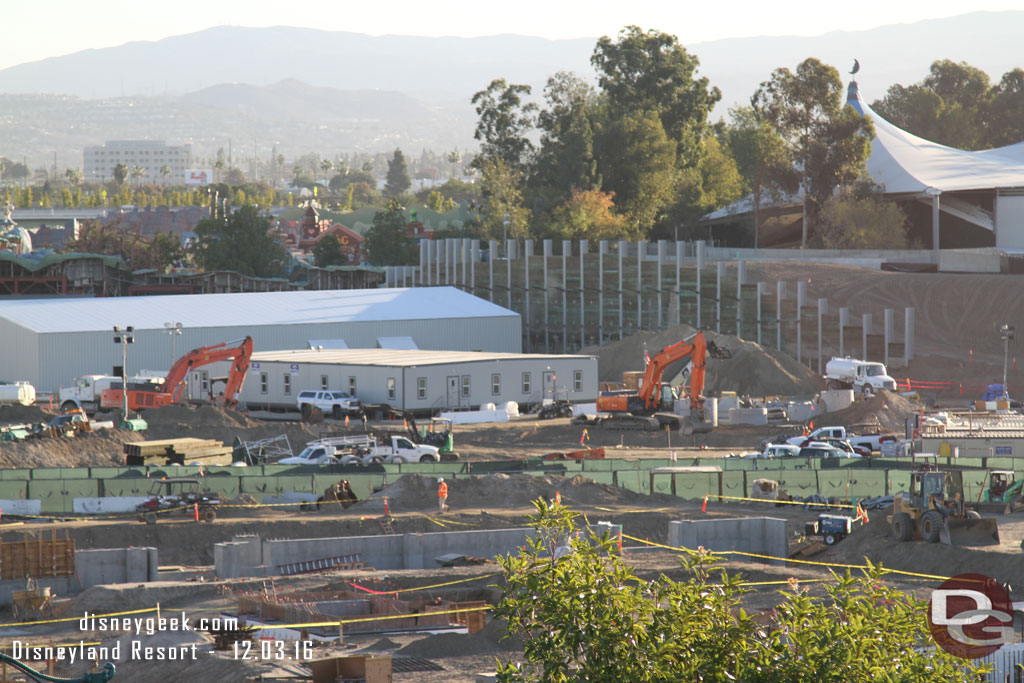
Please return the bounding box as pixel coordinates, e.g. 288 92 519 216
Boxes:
599 241 607 344
543 239 552 353
618 240 626 341
776 281 785 351
488 239 496 302
696 241 705 328
657 240 666 330
419 238 428 285
716 261 724 333
637 240 645 333
863 313 872 361
446 238 454 284
839 307 849 358
462 238 470 290
579 241 588 350
506 240 512 309
676 241 684 327
562 240 571 353
797 281 806 364
905 307 915 361
884 308 894 367
525 239 533 352
930 190 941 261
817 298 827 374
757 282 765 345
435 237 442 286
736 260 745 338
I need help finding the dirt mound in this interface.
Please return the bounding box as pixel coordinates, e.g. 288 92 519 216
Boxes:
0 404 54 425
142 404 259 430
814 390 920 434
355 473 651 514
584 324 821 397
396 617 522 657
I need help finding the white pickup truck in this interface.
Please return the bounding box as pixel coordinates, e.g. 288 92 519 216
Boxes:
785 426 891 453
340 436 441 465
279 434 440 466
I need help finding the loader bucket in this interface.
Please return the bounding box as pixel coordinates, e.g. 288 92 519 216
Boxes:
941 517 1001 546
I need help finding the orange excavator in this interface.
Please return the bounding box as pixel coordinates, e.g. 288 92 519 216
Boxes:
101 336 254 412
595 331 729 433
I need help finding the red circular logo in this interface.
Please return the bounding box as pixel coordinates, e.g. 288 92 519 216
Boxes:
929 573 1013 659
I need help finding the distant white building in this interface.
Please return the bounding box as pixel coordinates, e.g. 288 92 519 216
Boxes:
83 140 192 185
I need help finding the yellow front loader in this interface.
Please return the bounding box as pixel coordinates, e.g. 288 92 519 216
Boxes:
888 469 1000 546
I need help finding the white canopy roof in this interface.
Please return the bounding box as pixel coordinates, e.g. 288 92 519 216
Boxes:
848 81 1024 195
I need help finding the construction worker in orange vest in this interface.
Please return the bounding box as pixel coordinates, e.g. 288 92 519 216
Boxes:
437 477 449 513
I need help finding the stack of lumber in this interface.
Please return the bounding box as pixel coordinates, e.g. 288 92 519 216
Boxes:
124 437 233 466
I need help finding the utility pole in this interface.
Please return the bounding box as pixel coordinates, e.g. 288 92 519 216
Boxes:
1002 324 1015 398
113 325 135 425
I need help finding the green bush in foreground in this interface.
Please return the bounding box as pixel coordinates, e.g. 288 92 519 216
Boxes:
493 500 984 682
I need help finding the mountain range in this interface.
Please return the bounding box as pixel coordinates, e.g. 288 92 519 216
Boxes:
1 12 1021 173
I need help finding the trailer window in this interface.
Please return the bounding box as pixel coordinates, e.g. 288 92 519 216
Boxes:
349 377 356 396
417 377 427 400
522 372 531 394
320 375 329 390
491 373 501 395
573 370 583 392
283 374 291 395
387 378 396 401
260 373 268 394
461 375 471 397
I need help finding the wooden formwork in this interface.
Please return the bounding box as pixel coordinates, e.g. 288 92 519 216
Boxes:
0 530 76 580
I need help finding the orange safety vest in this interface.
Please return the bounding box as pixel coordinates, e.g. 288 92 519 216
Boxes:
438 482 448 498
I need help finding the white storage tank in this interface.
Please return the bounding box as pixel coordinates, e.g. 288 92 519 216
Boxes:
0 381 36 406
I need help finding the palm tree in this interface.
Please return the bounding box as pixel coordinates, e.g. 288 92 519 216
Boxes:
130 165 145 187
447 150 463 178
159 165 171 186
214 159 225 184
320 159 334 186
65 168 84 186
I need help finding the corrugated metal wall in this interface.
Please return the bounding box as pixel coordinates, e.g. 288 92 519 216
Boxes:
31 314 521 392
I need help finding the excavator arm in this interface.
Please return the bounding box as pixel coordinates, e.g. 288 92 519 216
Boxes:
637 332 708 411
102 337 253 411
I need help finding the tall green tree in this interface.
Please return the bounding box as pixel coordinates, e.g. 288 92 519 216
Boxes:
478 157 530 241
192 204 286 277
312 233 347 267
494 499 981 682
985 68 1024 147
591 26 720 163
112 163 128 186
726 105 801 246
384 149 411 198
595 110 677 232
363 199 416 265
754 58 874 246
471 79 537 170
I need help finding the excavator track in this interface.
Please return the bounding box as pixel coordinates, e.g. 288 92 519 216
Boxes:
598 415 660 431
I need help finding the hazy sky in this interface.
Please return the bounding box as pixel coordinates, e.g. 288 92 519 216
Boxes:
4 0 1020 71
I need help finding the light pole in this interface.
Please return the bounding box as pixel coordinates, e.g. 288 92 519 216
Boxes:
1001 323 1015 398
113 325 134 424
164 322 183 368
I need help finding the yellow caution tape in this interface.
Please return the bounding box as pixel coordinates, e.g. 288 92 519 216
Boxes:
0 606 159 629
248 605 492 630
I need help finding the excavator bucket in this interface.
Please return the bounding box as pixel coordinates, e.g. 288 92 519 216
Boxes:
941 517 1001 546
679 417 713 435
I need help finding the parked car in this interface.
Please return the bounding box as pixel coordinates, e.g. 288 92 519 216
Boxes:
296 390 363 420
745 443 801 459
798 444 858 459
793 437 871 457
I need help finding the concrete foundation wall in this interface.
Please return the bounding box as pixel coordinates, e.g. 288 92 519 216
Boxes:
938 248 1006 273
216 528 535 578
668 517 787 564
75 547 158 588
73 496 149 514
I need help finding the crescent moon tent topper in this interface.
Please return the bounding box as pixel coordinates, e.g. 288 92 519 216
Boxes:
850 59 860 75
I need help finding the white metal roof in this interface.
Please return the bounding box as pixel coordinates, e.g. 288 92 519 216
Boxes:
250 348 595 367
848 81 1024 194
0 287 518 334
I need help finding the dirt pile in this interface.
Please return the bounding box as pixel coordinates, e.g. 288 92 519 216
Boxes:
814 390 920 434
583 324 821 397
0 404 55 425
355 473 656 514
142 404 260 431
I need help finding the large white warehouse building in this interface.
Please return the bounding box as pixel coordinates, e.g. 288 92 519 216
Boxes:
0 287 521 392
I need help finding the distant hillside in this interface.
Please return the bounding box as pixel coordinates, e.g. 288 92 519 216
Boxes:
2 13 1024 169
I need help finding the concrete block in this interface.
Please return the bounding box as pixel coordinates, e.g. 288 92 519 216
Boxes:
0 499 41 516
820 390 855 413
938 248 1005 273
75 547 157 589
73 496 149 514
728 407 768 426
668 517 787 565
125 547 149 582
786 402 816 423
